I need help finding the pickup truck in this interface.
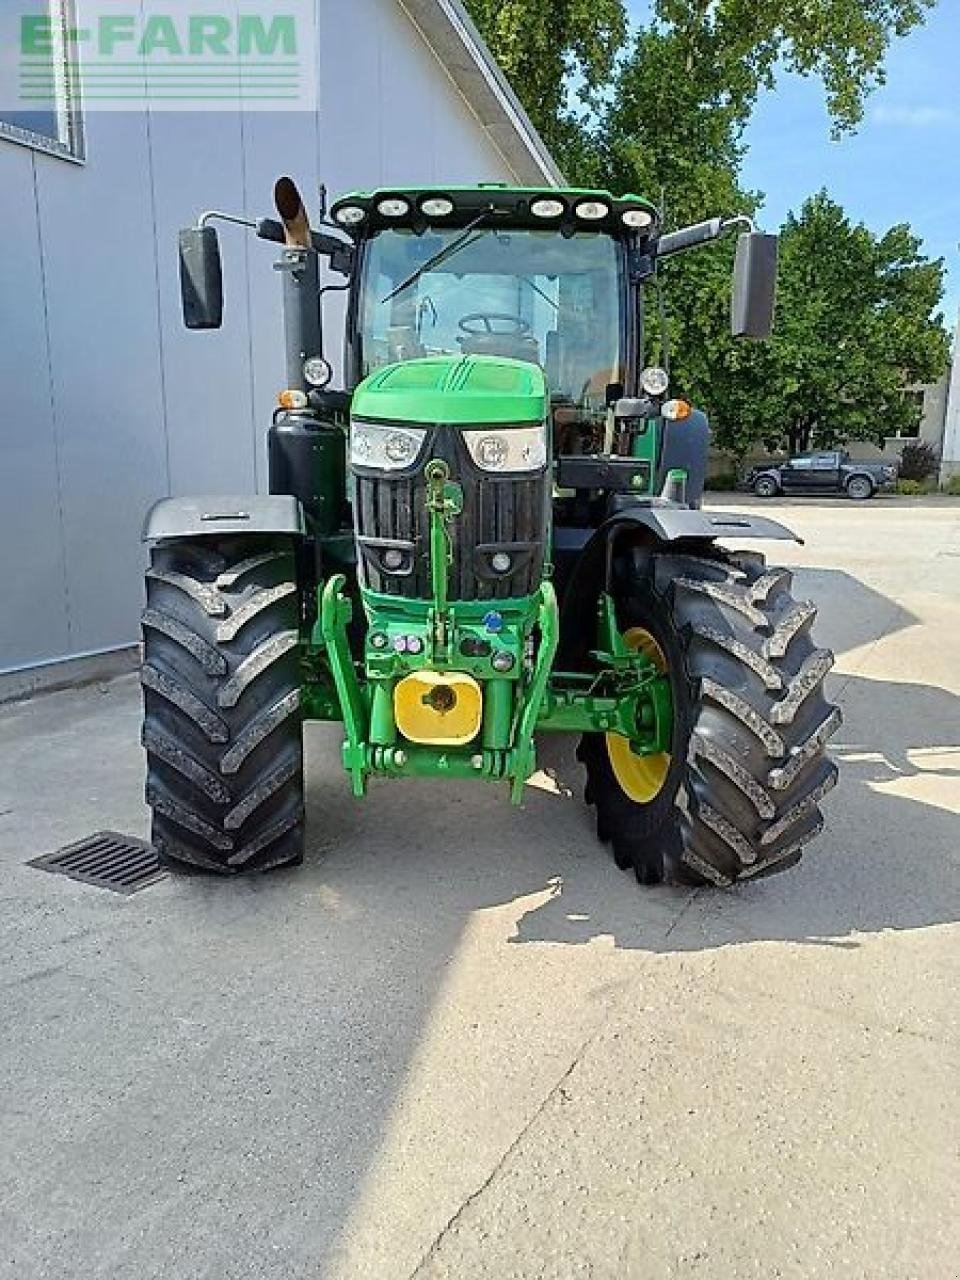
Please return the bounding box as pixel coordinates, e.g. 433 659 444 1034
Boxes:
744 451 897 500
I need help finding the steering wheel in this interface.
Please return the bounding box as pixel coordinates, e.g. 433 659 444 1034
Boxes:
458 312 531 337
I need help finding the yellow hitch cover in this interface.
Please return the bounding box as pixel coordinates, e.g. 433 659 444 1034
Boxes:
394 671 483 746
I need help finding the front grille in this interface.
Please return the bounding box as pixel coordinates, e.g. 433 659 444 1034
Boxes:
354 429 549 600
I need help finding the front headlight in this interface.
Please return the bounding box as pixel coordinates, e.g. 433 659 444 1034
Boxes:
463 425 548 472
640 366 670 397
350 421 427 471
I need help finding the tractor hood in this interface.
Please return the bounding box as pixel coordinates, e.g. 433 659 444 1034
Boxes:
351 355 548 426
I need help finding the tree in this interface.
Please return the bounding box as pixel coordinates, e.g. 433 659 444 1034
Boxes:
716 193 950 455
461 0 627 161
464 0 936 178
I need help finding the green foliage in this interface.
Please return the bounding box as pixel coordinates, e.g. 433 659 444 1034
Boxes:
465 0 935 176
461 0 626 161
896 478 936 495
944 475 960 496
703 471 740 492
650 0 936 137
898 439 940 481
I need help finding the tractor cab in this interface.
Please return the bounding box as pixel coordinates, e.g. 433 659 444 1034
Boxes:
328 186 777 520
334 187 644 460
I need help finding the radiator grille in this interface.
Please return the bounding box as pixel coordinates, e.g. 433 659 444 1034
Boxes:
353 429 549 600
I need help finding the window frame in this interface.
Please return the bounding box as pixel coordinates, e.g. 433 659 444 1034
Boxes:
0 0 85 163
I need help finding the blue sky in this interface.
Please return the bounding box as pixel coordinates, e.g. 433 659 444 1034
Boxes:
626 0 960 331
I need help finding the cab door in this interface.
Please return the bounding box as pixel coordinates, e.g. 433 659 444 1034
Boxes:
780 455 815 492
808 451 841 491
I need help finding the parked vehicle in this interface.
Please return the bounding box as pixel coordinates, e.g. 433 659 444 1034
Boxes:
140 179 840 889
746 451 896 499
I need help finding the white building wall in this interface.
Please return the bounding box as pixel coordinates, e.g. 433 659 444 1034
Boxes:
939 313 960 483
0 0 523 677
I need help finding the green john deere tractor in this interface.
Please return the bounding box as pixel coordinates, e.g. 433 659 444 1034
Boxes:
141 178 839 885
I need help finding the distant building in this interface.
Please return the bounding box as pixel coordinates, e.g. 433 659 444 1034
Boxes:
843 366 951 469
940 312 960 483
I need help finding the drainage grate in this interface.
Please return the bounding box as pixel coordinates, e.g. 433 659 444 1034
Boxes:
29 831 166 895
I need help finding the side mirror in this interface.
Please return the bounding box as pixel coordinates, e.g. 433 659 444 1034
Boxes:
178 227 223 330
731 232 778 339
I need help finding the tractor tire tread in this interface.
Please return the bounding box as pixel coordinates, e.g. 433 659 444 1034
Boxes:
141 535 304 875
581 547 840 887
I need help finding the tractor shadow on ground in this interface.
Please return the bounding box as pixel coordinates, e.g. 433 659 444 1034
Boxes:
508 668 960 953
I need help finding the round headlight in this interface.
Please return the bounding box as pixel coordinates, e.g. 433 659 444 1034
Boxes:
377 197 411 218
530 198 565 219
303 355 333 388
640 365 670 397
575 200 610 221
334 205 366 227
622 208 654 230
385 431 419 465
491 552 512 574
420 196 454 218
475 436 509 469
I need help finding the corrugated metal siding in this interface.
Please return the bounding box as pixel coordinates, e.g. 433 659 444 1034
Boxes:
0 0 521 674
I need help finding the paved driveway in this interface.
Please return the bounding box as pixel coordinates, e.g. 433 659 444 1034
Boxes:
1 496 958 1279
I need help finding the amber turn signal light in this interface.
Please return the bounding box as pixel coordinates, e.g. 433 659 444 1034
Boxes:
662 398 692 421
277 389 309 410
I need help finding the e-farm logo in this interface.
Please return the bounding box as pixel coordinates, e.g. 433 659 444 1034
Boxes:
16 4 316 110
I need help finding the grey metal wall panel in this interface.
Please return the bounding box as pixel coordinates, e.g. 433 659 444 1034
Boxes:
148 110 257 495
32 111 168 656
0 146 71 671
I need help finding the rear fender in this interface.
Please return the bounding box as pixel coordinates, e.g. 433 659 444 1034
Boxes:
142 495 306 542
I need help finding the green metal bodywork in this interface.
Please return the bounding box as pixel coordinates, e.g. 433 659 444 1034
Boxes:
303 347 673 803
351 354 548 426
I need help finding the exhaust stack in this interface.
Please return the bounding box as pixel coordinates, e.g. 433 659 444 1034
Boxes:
272 176 321 390
274 176 313 249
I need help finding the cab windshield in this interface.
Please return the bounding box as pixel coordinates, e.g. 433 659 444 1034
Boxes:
358 228 623 417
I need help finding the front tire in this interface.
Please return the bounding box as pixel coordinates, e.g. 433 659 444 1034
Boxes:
753 475 779 498
141 535 305 874
579 547 840 886
845 475 874 500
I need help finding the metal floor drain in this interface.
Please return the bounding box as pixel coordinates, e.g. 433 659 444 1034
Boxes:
29 831 166 895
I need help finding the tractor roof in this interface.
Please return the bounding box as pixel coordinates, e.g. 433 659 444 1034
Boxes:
330 186 660 239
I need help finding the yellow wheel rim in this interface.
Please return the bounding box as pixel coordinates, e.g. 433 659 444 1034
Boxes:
605 627 671 804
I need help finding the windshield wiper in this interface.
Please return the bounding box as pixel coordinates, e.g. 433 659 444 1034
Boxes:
521 275 559 311
381 210 491 304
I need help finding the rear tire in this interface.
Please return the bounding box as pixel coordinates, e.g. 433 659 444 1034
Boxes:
141 535 304 874
579 547 841 886
753 475 779 498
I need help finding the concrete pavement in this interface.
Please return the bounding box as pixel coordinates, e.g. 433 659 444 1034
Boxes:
0 496 957 1279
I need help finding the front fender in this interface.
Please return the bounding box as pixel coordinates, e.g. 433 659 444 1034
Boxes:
142 494 306 542
554 504 800 664
602 505 800 545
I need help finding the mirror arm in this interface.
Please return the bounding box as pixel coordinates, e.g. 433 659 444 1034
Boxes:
198 209 258 232
720 214 757 235
195 209 353 278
